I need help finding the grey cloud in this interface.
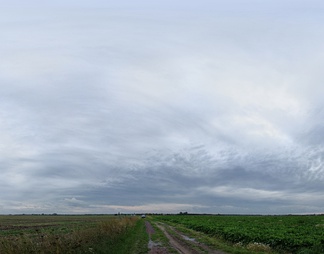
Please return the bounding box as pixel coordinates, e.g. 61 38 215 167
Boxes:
1 1 324 214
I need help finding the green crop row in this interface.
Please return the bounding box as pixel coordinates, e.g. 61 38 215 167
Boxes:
155 215 324 253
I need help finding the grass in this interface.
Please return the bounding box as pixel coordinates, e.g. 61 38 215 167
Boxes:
0 215 148 254
92 217 149 254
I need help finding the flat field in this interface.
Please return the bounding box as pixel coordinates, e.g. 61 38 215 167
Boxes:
3 214 324 254
155 214 324 253
0 214 148 254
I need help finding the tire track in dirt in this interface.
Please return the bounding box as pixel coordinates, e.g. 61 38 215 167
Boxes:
145 221 169 254
155 223 199 254
145 221 227 254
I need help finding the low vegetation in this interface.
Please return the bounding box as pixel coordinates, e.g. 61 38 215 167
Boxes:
155 214 324 254
0 214 148 254
2 214 324 254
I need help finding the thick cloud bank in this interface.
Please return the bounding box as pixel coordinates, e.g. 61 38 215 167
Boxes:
1 0 324 214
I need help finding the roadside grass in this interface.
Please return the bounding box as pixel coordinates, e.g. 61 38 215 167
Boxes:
92 217 149 254
0 215 147 254
129 219 149 254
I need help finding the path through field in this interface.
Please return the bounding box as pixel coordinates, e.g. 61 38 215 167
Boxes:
145 221 169 254
145 221 227 254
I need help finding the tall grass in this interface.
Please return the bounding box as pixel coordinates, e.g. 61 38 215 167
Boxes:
0 216 142 254
92 217 149 254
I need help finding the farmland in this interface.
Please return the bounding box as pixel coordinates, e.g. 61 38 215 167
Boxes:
0 214 148 254
154 214 324 253
1 214 324 254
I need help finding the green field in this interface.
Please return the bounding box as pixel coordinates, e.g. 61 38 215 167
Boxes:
155 214 324 254
0 214 148 254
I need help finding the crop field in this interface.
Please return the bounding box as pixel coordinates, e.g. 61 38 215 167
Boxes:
2 214 324 254
155 214 324 253
0 214 148 254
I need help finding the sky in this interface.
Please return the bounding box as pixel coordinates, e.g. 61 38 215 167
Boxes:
1 0 324 214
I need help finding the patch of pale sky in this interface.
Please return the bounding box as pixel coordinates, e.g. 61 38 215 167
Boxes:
89 203 207 214
198 186 324 204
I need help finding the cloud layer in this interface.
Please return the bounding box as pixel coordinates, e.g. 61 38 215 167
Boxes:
1 0 324 214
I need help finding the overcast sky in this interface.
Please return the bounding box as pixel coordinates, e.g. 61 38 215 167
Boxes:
1 0 324 214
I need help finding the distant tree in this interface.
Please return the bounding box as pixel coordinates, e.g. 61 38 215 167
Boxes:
179 211 188 215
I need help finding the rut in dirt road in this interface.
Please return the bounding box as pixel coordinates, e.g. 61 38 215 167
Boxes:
145 221 169 254
155 223 199 254
156 223 228 254
145 220 228 254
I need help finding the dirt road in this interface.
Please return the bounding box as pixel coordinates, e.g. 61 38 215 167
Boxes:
145 221 169 254
145 221 227 254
